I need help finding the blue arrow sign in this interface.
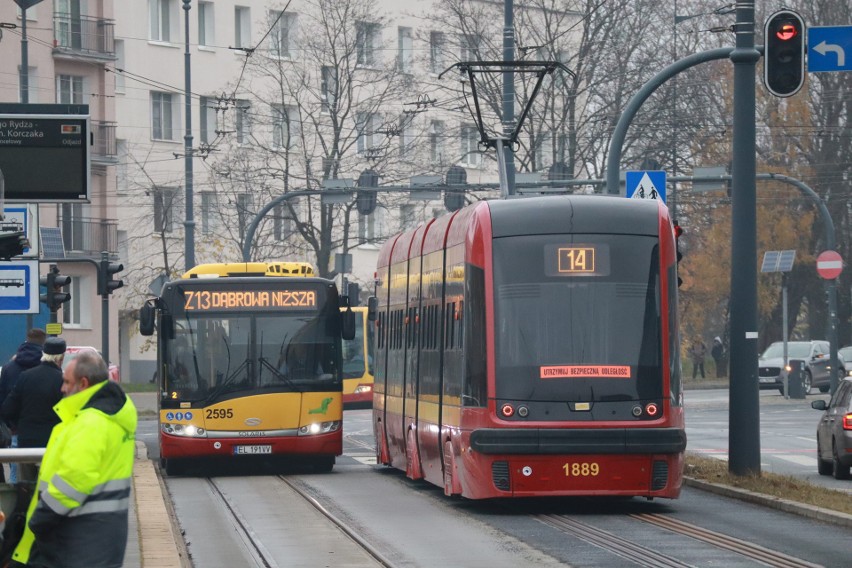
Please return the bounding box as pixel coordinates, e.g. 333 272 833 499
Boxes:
625 170 667 203
808 26 852 73
0 260 38 313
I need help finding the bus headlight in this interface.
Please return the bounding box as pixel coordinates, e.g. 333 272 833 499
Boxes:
161 423 208 437
354 384 373 394
298 421 341 436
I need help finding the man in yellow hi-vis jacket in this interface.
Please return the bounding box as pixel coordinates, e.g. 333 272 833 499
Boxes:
11 350 137 568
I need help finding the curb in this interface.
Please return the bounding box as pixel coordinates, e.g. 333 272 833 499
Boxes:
134 442 185 567
684 477 852 529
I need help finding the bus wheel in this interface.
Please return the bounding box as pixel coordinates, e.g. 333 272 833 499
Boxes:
163 458 185 476
314 456 335 473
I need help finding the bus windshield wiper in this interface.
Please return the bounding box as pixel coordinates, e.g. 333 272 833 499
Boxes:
258 357 303 391
206 358 250 401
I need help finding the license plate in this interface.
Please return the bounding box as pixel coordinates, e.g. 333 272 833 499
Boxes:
759 378 774 383
234 445 272 455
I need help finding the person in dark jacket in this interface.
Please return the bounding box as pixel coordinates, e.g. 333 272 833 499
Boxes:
2 337 65 451
0 329 46 484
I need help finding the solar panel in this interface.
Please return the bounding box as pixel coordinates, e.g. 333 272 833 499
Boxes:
761 249 796 273
40 227 66 259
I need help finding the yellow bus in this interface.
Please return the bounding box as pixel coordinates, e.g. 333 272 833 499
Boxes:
140 262 355 475
341 306 374 407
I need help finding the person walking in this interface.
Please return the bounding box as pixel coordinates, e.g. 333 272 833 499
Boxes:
690 338 707 379
0 328 47 484
711 337 725 378
10 350 138 568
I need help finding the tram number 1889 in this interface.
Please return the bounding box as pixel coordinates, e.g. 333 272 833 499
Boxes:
563 462 600 477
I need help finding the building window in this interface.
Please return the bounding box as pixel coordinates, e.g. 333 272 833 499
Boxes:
399 116 413 157
272 104 298 149
235 6 251 49
321 66 337 111
399 204 416 231
57 75 84 104
114 41 126 93
19 66 37 103
460 33 478 61
235 100 251 144
429 120 444 163
356 112 379 154
198 1 214 46
273 203 294 240
270 11 296 58
356 21 380 66
236 194 251 240
154 187 176 232
200 192 217 235
149 0 176 42
461 124 481 167
61 203 84 252
199 96 218 144
430 32 445 74
358 212 376 242
151 92 175 140
398 27 412 72
61 276 83 326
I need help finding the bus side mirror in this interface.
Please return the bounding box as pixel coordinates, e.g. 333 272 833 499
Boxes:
342 307 356 340
367 296 378 322
139 303 155 336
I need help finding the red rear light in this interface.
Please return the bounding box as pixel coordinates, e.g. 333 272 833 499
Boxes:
645 403 659 416
843 414 852 430
500 404 514 417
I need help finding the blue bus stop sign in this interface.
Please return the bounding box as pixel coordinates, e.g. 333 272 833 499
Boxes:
808 26 852 73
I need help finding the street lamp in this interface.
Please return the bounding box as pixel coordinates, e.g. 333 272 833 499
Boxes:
183 0 195 271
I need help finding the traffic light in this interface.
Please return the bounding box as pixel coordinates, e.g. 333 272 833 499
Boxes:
356 169 379 215
99 259 124 296
763 10 805 98
0 231 29 260
673 220 684 287
39 265 71 311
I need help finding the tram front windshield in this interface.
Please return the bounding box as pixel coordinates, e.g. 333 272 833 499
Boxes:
493 234 662 402
163 311 340 404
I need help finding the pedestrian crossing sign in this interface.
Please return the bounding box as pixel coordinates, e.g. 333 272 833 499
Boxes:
626 170 667 203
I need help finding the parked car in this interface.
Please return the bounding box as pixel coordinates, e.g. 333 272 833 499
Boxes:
838 346 852 376
758 340 842 394
811 378 852 479
62 346 120 383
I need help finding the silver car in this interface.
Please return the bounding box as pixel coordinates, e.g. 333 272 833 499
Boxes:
758 340 840 394
811 378 852 479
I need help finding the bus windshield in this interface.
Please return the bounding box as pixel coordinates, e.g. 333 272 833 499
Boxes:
161 283 341 404
492 234 662 402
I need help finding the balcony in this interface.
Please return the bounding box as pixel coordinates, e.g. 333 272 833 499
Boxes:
92 121 118 164
53 13 115 60
60 217 118 258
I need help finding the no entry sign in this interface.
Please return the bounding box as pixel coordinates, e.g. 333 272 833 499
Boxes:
816 250 843 279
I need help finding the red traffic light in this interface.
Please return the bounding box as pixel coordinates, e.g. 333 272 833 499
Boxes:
775 23 799 41
673 222 684 238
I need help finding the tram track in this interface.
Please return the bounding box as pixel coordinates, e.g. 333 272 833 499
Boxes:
202 475 395 568
536 512 822 568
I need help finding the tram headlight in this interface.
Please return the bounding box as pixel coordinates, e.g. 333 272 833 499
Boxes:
161 423 208 437
354 384 373 394
298 421 341 436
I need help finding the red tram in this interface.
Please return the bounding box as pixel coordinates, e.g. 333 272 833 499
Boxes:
372 196 685 499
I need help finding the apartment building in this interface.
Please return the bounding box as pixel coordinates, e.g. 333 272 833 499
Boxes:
113 0 576 381
0 1 120 366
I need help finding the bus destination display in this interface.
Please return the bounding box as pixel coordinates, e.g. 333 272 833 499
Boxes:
183 289 317 311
